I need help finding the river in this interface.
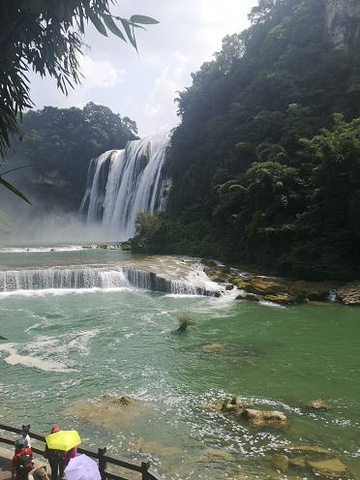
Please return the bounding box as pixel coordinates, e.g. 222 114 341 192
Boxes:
0 244 359 479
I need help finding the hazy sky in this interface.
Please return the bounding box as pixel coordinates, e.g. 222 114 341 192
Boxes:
29 0 258 137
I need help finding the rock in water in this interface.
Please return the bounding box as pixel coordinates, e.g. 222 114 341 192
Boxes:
304 399 330 411
242 408 288 427
307 458 353 479
202 343 223 353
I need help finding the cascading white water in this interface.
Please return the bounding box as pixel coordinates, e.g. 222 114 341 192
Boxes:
0 268 127 291
0 266 221 296
80 131 172 239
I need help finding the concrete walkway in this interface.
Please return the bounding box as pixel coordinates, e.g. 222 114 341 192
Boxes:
0 446 12 480
0 446 48 480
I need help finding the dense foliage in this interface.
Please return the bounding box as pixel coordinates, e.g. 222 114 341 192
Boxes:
152 0 360 280
4 102 137 211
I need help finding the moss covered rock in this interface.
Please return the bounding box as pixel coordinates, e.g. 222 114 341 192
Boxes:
307 458 353 479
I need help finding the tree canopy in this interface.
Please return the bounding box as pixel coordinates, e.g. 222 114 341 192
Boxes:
4 102 138 211
148 0 360 280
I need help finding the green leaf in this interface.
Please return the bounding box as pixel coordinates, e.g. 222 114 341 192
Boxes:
88 10 108 37
120 19 138 52
0 176 31 204
130 15 159 25
102 14 127 42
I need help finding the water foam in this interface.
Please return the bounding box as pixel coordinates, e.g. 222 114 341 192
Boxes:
0 343 76 373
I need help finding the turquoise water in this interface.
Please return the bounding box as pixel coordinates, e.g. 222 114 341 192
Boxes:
0 247 359 479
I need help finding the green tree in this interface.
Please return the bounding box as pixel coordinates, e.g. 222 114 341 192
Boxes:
5 102 138 211
291 114 360 278
130 211 161 252
0 0 157 198
161 0 360 279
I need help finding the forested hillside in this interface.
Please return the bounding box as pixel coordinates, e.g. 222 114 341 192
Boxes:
4 102 138 211
142 0 360 281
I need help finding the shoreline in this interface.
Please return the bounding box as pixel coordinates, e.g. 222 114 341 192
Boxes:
202 260 360 306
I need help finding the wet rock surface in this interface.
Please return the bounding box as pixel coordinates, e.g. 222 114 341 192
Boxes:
203 262 360 306
66 394 154 429
202 342 223 353
220 396 251 414
307 458 353 479
337 281 360 305
304 399 330 411
269 444 357 479
242 408 288 427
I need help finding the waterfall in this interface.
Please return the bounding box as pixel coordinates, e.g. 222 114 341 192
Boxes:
0 268 127 291
80 131 172 239
0 266 221 297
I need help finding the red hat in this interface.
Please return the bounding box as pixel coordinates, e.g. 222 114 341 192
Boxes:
51 425 60 433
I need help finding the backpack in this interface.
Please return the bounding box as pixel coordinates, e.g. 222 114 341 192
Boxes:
17 453 33 473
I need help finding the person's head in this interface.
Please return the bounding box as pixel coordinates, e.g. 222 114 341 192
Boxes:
20 424 30 438
51 425 60 434
15 438 25 450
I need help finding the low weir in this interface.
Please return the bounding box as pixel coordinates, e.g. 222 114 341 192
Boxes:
0 266 221 296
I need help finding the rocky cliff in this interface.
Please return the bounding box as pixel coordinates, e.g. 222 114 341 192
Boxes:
324 0 360 48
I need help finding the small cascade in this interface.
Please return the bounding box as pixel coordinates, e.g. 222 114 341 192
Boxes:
80 132 172 239
0 266 221 297
123 268 219 296
0 268 127 291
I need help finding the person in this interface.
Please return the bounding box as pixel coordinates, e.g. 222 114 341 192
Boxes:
20 425 32 448
29 463 50 480
12 438 33 480
64 446 77 468
44 425 65 480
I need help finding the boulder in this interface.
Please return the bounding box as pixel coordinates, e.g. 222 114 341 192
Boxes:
202 343 223 353
337 281 360 306
307 458 353 479
221 396 250 414
263 294 292 305
236 292 260 302
304 399 330 411
242 408 288 427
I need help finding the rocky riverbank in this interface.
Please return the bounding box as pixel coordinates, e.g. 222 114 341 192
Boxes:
208 396 358 480
203 261 360 306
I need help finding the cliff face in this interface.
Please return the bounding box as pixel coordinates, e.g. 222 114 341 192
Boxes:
324 0 360 48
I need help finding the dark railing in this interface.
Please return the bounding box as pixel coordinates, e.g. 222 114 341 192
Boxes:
0 423 161 480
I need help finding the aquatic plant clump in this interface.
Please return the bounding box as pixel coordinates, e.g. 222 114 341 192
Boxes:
176 313 197 332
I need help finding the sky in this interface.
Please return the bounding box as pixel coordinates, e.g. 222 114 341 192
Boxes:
28 0 258 138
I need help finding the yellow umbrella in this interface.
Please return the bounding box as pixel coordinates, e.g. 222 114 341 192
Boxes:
46 430 82 451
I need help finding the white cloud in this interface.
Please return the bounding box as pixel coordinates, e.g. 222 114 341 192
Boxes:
143 52 189 134
79 56 124 89
27 0 258 137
